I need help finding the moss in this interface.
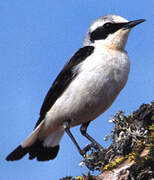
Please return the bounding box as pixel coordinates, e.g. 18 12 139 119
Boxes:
103 156 126 171
103 140 145 171
75 176 84 180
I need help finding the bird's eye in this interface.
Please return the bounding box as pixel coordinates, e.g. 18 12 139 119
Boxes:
103 22 112 29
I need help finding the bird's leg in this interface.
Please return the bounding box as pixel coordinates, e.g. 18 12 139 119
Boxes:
64 120 87 156
80 121 104 150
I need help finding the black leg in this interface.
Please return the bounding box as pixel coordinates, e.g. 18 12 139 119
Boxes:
80 121 103 150
64 121 86 156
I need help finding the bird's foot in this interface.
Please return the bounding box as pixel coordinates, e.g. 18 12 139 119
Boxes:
81 143 103 157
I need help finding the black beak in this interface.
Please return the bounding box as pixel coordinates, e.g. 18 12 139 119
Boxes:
123 19 146 29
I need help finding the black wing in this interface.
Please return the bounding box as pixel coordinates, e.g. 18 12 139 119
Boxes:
35 46 94 128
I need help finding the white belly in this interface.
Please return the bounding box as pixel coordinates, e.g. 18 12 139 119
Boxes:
45 49 130 129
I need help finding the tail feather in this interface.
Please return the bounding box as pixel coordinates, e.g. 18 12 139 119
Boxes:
6 140 60 161
28 140 59 161
6 145 28 161
6 125 63 161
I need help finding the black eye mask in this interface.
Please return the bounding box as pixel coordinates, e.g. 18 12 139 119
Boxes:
90 22 127 42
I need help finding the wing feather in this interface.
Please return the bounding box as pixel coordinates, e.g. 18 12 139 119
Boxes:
35 46 94 128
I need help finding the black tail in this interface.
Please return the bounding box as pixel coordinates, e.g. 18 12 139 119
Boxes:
6 145 28 161
6 140 60 161
28 140 59 161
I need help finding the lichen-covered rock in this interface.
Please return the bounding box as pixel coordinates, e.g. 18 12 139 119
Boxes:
81 102 154 179
61 102 154 180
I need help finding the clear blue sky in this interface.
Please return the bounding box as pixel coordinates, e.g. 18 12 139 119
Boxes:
1 0 154 179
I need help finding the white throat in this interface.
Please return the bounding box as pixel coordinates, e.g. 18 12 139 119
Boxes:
91 28 130 51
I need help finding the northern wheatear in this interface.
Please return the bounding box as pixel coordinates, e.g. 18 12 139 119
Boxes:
6 15 145 161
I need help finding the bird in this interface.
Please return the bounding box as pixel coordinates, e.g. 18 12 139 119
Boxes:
6 14 145 162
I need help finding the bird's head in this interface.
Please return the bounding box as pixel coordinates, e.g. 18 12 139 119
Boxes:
83 14 145 51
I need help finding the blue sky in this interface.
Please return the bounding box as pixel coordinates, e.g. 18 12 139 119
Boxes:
1 0 154 179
